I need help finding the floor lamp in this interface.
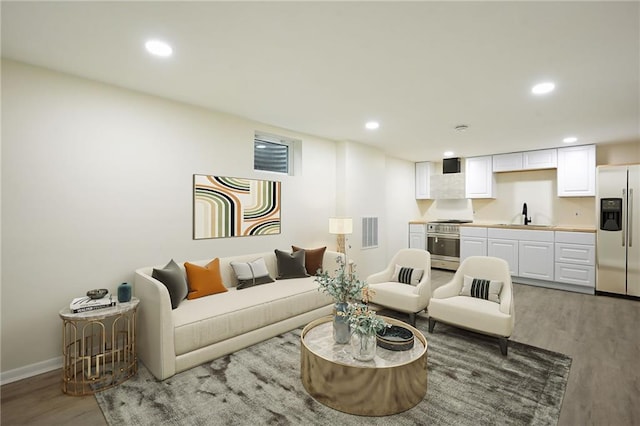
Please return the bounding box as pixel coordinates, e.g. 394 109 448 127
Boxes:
329 217 353 270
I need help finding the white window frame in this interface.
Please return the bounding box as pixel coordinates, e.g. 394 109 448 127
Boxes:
254 131 296 176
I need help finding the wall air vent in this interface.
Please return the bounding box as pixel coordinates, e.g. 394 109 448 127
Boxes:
443 157 461 174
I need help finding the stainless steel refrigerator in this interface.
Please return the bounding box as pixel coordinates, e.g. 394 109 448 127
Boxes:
596 164 640 296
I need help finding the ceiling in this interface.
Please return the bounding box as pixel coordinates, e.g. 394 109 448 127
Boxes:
2 1 639 162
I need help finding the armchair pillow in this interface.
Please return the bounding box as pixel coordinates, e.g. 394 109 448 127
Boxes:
460 275 503 303
391 264 424 286
230 257 275 289
292 245 327 275
184 258 228 300
275 249 309 279
152 259 188 309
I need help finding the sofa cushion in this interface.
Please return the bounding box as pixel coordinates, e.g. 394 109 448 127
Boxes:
172 277 333 356
368 281 424 313
428 296 513 337
391 264 424 286
230 257 275 289
460 275 503 303
292 245 327 275
275 249 309 279
152 259 188 309
184 258 228 300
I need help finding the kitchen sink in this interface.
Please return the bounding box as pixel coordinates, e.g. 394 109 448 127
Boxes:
495 224 554 229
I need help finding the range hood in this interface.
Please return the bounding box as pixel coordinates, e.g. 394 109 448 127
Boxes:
443 157 461 174
432 158 465 199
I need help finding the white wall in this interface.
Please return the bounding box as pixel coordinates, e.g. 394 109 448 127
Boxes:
1 60 419 379
1 60 342 376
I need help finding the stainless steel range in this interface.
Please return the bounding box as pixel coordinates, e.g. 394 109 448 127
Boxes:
426 220 471 270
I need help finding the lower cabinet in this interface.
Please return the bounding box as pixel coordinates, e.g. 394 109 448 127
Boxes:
409 223 426 250
461 237 487 260
488 238 519 276
460 226 487 261
518 240 554 281
554 232 596 288
461 227 595 294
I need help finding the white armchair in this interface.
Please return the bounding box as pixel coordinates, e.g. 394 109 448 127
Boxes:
427 256 515 355
366 249 432 326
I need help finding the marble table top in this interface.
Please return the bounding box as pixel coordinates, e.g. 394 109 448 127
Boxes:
302 319 426 368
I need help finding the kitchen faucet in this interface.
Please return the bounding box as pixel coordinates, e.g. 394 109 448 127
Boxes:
522 203 532 225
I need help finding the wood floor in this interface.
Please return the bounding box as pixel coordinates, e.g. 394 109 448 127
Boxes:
2 269 639 425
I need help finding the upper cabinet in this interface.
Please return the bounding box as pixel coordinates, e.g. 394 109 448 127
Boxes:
492 149 557 172
415 161 432 199
523 149 558 170
557 145 596 197
465 156 495 198
492 152 523 172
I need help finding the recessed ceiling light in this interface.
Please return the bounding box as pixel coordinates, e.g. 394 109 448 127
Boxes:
563 136 578 143
255 144 266 149
443 151 455 157
145 40 173 57
531 82 555 95
365 121 379 130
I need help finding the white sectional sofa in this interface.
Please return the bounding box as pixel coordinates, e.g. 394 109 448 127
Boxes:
135 250 341 380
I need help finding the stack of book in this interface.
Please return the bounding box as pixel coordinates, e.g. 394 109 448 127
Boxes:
69 294 116 313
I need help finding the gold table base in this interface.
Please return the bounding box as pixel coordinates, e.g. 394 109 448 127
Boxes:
300 316 428 416
59 298 139 396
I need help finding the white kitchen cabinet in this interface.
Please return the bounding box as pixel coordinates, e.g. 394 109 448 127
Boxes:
557 144 596 197
554 231 595 288
415 162 432 199
519 240 554 281
488 238 518 275
465 156 495 198
492 149 557 173
408 223 426 250
492 153 523 172
523 149 557 170
460 227 487 261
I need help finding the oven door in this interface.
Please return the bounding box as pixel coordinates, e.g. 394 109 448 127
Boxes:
426 233 460 261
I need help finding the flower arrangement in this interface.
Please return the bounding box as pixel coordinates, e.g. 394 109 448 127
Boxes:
345 302 390 336
315 256 367 303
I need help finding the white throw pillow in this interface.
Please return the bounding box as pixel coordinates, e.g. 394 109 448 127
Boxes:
460 275 503 303
230 257 274 289
390 264 424 286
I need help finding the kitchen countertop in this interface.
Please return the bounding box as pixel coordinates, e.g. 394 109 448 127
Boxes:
460 223 596 233
409 221 595 232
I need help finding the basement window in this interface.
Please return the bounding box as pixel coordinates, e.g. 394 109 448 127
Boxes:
254 132 296 175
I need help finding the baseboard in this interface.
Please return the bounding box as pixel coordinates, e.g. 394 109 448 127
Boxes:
1 356 63 385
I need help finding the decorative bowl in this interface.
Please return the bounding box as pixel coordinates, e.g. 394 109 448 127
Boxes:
86 288 109 299
376 325 415 351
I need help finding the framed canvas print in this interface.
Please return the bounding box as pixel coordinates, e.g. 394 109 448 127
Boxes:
193 175 281 239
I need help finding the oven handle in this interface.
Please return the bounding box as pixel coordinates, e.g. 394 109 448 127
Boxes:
427 233 460 240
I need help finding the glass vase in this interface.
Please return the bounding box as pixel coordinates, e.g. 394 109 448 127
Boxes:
333 302 350 344
351 332 377 361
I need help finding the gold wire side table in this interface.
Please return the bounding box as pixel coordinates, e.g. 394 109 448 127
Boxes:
59 297 139 396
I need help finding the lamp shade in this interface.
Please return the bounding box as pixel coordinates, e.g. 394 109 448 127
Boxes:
329 217 353 235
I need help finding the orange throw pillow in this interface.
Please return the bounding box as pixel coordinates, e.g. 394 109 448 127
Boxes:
184 258 228 300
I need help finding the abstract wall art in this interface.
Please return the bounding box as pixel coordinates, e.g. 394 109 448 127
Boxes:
193 175 281 239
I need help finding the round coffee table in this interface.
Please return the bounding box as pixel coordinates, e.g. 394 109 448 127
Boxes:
300 315 428 416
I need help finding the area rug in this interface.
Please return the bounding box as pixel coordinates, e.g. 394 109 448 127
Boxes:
95 318 571 426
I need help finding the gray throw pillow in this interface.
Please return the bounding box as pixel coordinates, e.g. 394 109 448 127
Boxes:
460 275 503 303
275 249 309 280
230 257 275 289
152 259 188 309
